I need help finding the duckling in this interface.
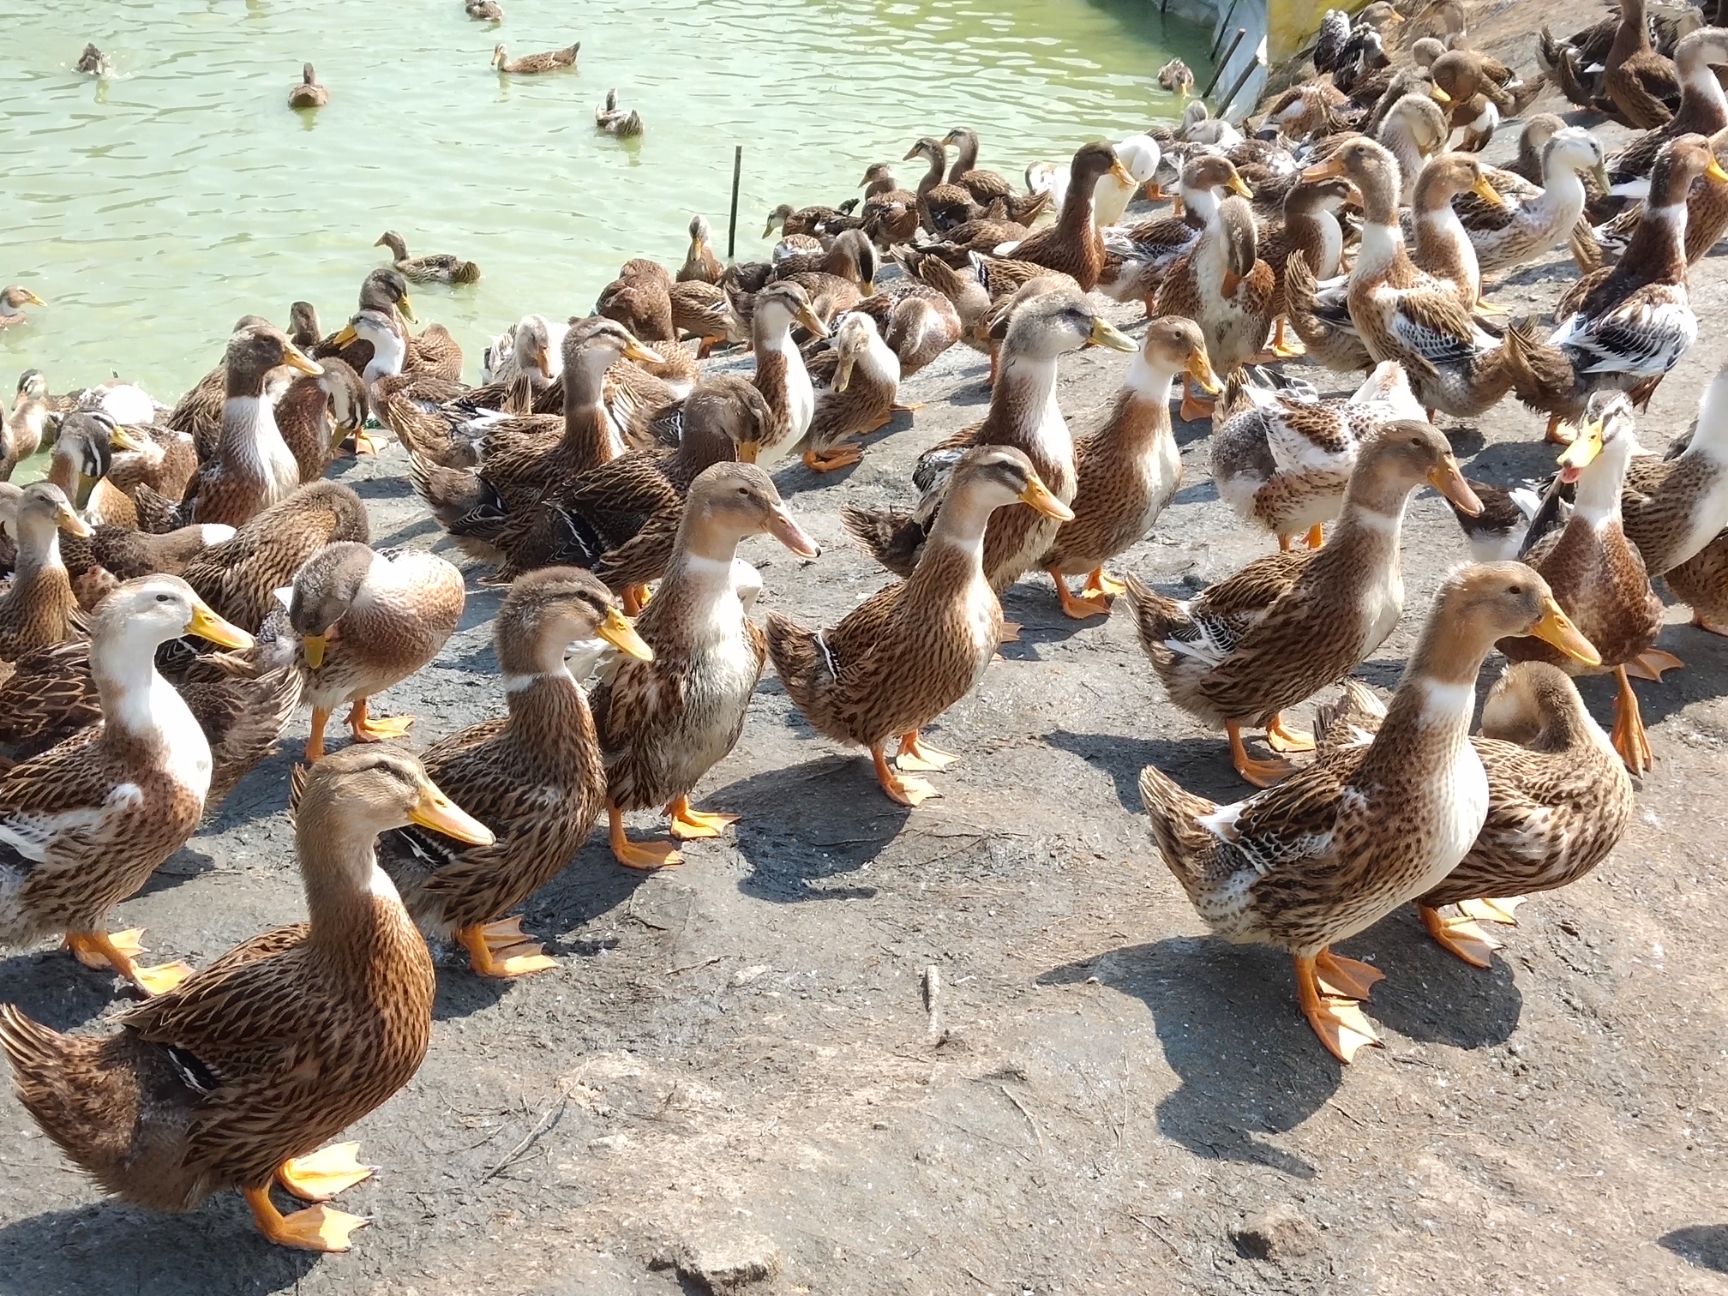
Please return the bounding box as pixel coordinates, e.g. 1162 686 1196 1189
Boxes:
0 286 46 331
185 327 323 529
0 576 253 995
466 0 503 19
490 41 579 74
1154 195 1275 416
1039 318 1216 618
287 62 327 109
0 483 92 663
1139 563 1598 1062
748 281 830 464
1125 421 1482 787
796 313 901 473
769 447 1070 805
593 464 819 869
0 743 491 1253
1157 57 1195 95
74 43 108 76
376 570 648 977
278 543 466 762
594 88 644 137
679 215 724 284
1211 360 1425 550
374 230 479 285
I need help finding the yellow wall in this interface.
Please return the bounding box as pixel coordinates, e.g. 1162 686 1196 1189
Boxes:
1269 0 1371 63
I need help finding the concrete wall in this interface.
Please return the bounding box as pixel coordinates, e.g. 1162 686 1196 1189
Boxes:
1160 0 1269 122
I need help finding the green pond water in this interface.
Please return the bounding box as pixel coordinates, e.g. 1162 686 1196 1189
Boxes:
0 0 1209 407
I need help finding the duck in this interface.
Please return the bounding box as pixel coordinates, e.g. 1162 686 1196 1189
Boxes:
1279 248 1371 373
0 576 253 995
1602 0 1681 128
842 288 1134 630
1504 135 1725 439
594 88 644 137
1038 318 1216 618
274 355 366 482
941 128 1048 224
1124 420 1482 787
1029 131 1162 230
287 300 322 351
1316 661 1634 968
678 215 724 284
769 447 1071 806
762 203 854 242
74 43 108 76
841 281 962 377
1157 57 1195 95
466 0 503 19
0 286 46 330
273 543 466 762
795 313 901 473
374 230 480 285
1152 195 1276 413
1257 174 1356 359
317 269 415 380
1306 138 1523 418
405 318 661 564
181 481 370 636
490 41 579 74
671 280 748 356
1597 123 1728 267
747 281 830 464
1404 152 1509 309
858 164 921 246
1620 361 1728 602
904 137 995 233
3 369 51 473
593 464 819 869
1453 126 1608 275
287 62 327 109
1501 395 1665 773
764 229 878 322
1602 28 1728 203
0 743 491 1253
597 258 677 342
1139 562 1598 1063
0 483 92 664
1211 360 1425 550
1096 154 1253 319
184 327 322 529
1374 94 1449 206
988 143 1132 291
482 313 568 392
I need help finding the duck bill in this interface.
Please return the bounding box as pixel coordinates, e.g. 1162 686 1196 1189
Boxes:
1710 158 1728 185
900 143 924 162
107 425 143 453
1470 175 1505 207
1185 350 1222 395
1227 172 1254 198
1300 156 1347 182
766 507 821 558
55 504 94 538
1110 160 1135 187
331 322 359 347
1087 315 1136 353
1556 416 1604 484
1531 597 1600 667
1220 269 1242 297
1019 475 1074 522
796 306 830 338
1430 84 1453 104
301 632 328 669
597 607 654 661
20 290 45 307
533 344 552 375
736 439 761 465
1591 162 1611 191
1428 458 1483 516
761 217 780 238
396 293 417 323
622 339 660 363
188 600 255 651
409 779 496 846
834 348 857 394
283 345 323 377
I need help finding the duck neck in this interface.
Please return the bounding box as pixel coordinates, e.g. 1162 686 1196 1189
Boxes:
562 352 617 467
363 323 408 386
984 349 1063 455
498 635 601 776
1613 0 1651 57
1679 48 1728 125
1572 436 1636 528
947 133 980 183
1118 353 1182 440
12 511 63 580
1534 163 1587 226
1289 205 1345 278
1615 192 1689 287
1056 172 1100 243
1364 612 1488 777
1689 376 1728 464
218 388 296 489
297 811 421 960
89 624 207 782
1352 174 1413 285
1181 181 1221 229
1331 464 1416 552
916 150 945 199
1412 184 1478 296
912 487 997 593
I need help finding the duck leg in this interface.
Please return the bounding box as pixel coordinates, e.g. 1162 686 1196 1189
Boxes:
666 794 740 840
1691 611 1728 637
1278 533 1295 552
872 743 938 806
622 584 651 616
244 1186 369 1254
1268 316 1306 359
1227 722 1293 788
1543 414 1573 445
896 730 957 772
1609 666 1654 773
1419 903 1502 969
802 446 864 473
1178 382 1215 424
1263 712 1316 754
608 802 681 869
1623 648 1684 681
1047 566 1112 618
65 929 192 997
892 400 926 415
997 621 1022 644
1457 896 1525 925
347 698 414 743
1293 954 1381 1063
275 1143 374 1202
1080 566 1127 600
457 917 557 977
306 707 331 762
1314 949 1384 1001
1305 523 1325 549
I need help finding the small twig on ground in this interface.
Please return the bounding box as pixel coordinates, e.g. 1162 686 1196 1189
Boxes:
668 954 722 975
999 1084 1045 1151
921 964 945 1043
1127 1212 1182 1259
479 1091 568 1184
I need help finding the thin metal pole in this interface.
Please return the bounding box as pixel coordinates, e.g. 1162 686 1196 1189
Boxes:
1215 55 1261 120
1201 28 1246 101
1209 0 1241 61
727 145 743 260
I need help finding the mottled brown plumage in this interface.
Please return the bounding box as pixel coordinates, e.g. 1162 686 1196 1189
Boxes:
187 327 323 529
988 142 1130 291
0 482 90 664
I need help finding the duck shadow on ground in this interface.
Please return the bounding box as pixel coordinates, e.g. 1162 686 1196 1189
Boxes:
1660 1224 1728 1275
1044 727 1249 811
711 754 912 903
0 950 134 1032
0 1200 320 1296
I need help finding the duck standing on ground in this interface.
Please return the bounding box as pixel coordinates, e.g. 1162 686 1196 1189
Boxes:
287 63 327 109
1140 564 1598 1063
593 465 819 870
797 313 901 472
0 745 493 1253
769 447 1071 806
992 142 1134 291
0 483 92 662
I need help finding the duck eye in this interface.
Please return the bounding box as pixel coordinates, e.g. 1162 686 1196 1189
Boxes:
1508 585 1523 596
156 593 171 603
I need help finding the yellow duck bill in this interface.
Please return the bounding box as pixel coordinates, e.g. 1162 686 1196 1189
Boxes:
409 779 496 846
1531 598 1601 667
596 608 654 662
189 601 255 651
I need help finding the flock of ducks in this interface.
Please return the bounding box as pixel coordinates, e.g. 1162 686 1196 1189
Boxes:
5 0 1728 1256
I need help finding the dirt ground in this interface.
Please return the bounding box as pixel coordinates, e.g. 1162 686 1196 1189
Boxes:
6 5 1728 1294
